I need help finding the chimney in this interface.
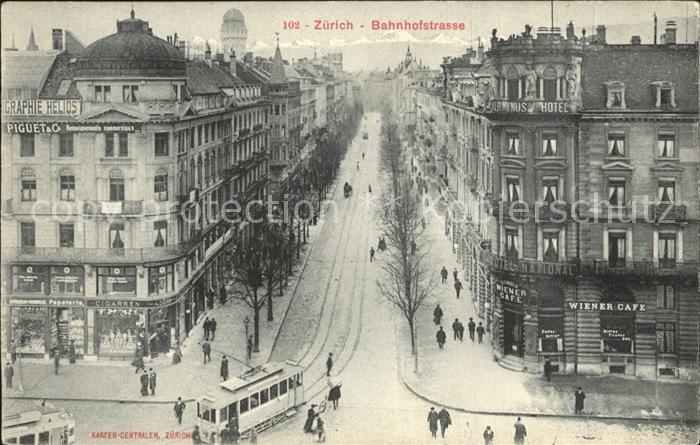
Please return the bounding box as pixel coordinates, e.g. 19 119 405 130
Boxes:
654 13 658 45
167 35 172 45
477 37 484 61
596 25 606 44
178 40 186 58
630 35 641 45
665 20 677 44
216 52 224 63
566 21 575 40
52 29 64 50
204 43 212 61
173 32 178 47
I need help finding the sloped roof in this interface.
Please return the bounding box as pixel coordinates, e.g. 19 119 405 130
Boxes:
186 60 243 95
39 54 82 99
269 45 287 84
231 60 267 84
1 50 61 93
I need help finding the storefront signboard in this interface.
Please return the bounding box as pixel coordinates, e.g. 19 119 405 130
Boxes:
9 298 47 306
495 279 528 304
3 122 142 134
87 295 178 308
489 99 569 114
567 302 647 312
2 99 81 116
602 327 632 342
47 298 85 307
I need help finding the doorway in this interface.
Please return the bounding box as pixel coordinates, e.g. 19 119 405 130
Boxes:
503 309 524 357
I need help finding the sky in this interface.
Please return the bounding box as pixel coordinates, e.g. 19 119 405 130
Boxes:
1 1 697 71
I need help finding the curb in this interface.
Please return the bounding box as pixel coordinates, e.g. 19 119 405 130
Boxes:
3 395 195 405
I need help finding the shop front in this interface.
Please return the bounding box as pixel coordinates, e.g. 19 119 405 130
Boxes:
537 282 565 373
495 278 526 357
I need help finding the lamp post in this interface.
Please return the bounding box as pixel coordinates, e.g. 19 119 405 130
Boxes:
244 315 250 340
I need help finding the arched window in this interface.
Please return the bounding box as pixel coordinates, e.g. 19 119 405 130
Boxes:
506 66 520 100
59 169 75 201
154 168 168 202
108 169 124 201
542 66 558 101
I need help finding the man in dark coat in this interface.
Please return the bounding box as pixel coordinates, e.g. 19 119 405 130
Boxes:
452 268 458 282
468 318 476 341
210 318 217 341
221 355 229 381
219 284 227 305
303 405 317 433
544 360 552 382
191 426 202 444
513 417 527 445
574 387 586 414
411 240 417 255
5 362 14 388
370 247 375 262
139 370 149 396
458 321 465 341
148 368 157 395
427 407 439 438
433 304 443 325
476 322 485 343
203 317 210 341
451 318 460 341
436 327 446 349
328 383 342 409
53 349 61 375
438 407 451 438
326 353 334 376
174 397 186 425
440 267 448 283
203 341 211 364
454 279 463 299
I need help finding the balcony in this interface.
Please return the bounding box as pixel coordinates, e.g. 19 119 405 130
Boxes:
648 203 687 223
83 200 143 216
239 128 251 138
490 199 572 221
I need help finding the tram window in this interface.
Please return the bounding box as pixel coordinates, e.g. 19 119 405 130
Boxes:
240 398 249 413
5 438 17 444
260 388 269 405
279 380 288 395
38 431 49 445
288 377 295 389
201 406 213 422
296 373 303 386
270 384 279 399
227 402 237 419
19 434 35 445
219 407 228 423
250 393 260 409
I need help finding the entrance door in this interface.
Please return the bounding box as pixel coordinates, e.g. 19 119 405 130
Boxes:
503 310 524 357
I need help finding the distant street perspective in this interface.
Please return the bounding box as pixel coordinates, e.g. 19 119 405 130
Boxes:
2 2 699 445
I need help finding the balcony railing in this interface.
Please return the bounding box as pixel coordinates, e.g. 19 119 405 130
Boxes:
490 199 572 221
83 200 143 216
649 203 687 223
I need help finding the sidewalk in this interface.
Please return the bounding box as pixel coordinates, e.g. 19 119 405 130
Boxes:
395 187 699 423
1 219 328 404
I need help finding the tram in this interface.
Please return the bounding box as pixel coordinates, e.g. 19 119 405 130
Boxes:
1 400 75 445
196 361 305 444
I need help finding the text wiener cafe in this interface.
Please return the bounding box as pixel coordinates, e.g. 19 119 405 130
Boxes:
495 280 528 304
567 302 647 312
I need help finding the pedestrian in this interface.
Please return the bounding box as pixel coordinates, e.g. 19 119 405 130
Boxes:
53 349 60 375
368 184 372 193
454 279 463 299
219 284 228 305
304 404 317 433
326 353 333 376
250 427 258 444
315 415 325 442
483 426 494 445
513 417 527 445
210 318 217 341
203 341 211 364
370 247 375 262
433 304 443 325
356 161 359 170
362 152 365 159
10 342 17 364
476 322 485 343
68 340 76 364
453 268 458 282
192 425 202 444
174 397 186 425
172 344 183 365
203 317 210 341
427 407 439 438
440 266 448 283
411 240 417 255
148 368 157 396
544 360 552 382
438 407 452 438
140 370 149 396
133 351 145 374
221 355 229 381
247 335 254 360
436 326 446 349
574 387 586 414
451 318 460 341
468 318 476 342
5 362 14 388
328 382 342 409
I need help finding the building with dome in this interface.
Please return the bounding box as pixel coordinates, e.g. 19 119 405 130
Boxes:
221 8 247 59
1 10 270 361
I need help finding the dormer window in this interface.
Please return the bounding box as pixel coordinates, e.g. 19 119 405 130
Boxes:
651 81 676 108
605 81 626 109
122 85 138 103
95 85 111 103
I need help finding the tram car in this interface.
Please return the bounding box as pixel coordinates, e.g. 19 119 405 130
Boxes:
196 361 305 444
2 399 75 445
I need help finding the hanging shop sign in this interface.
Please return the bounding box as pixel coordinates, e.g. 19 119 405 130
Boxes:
2 99 81 116
495 279 528 304
4 122 142 134
567 302 647 312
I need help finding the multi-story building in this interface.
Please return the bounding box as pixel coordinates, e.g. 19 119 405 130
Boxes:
1 10 270 361
391 46 438 141
220 8 247 59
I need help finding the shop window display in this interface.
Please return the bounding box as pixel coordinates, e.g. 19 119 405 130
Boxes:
12 306 47 354
95 308 144 354
12 265 49 294
97 267 137 295
148 265 175 296
50 266 85 295
601 316 634 353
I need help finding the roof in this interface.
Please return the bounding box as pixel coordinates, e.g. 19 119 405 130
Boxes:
581 44 698 112
223 8 245 23
186 60 243 95
84 29 182 61
232 59 267 84
1 50 60 93
2 399 61 420
269 45 287 84
39 54 82 99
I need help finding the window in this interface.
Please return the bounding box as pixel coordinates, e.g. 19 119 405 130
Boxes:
608 134 625 157
109 177 125 201
660 89 672 107
95 85 111 102
105 133 115 157
542 178 559 203
20 222 35 247
657 180 675 203
122 85 138 103
608 179 626 207
155 133 169 157
506 177 521 202
505 228 519 260
119 133 129 157
148 264 174 295
657 134 675 158
50 266 84 295
270 383 279 399
249 393 259 409
153 220 167 247
60 172 75 201
20 134 35 157
543 78 557 101
542 134 558 156
601 315 633 353
608 232 626 268
288 376 295 390
543 231 559 261
21 179 37 201
260 388 269 405
59 133 74 157
239 398 249 413
279 379 288 395
656 322 676 353
59 223 74 247
109 222 125 249
97 266 136 295
154 170 168 201
506 133 519 155
507 75 520 100
656 285 675 309
658 233 676 268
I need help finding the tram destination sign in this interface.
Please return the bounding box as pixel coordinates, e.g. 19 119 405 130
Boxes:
2 99 81 116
